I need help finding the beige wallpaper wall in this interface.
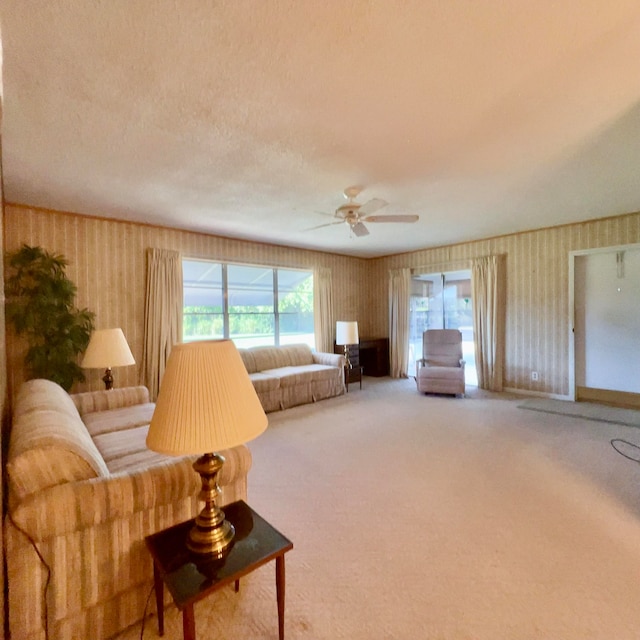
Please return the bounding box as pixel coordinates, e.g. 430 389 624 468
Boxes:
4 205 369 399
5 204 640 401
370 211 640 396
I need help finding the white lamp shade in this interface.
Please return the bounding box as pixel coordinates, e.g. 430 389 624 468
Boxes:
336 321 359 346
146 340 268 455
81 328 135 368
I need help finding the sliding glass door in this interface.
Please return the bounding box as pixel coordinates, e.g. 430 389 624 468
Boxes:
409 270 477 385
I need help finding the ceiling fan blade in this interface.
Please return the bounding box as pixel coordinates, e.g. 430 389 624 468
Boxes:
304 221 344 232
357 198 388 216
351 221 370 237
364 214 419 223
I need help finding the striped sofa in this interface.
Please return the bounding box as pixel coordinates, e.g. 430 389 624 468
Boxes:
238 343 345 412
5 378 252 640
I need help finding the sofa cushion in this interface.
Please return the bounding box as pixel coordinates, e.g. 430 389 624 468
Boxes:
93 424 242 487
307 364 342 382
248 372 281 392
92 424 172 473
261 366 310 387
280 344 315 367
72 386 150 415
249 343 315 371
262 364 337 387
82 403 156 437
250 346 291 371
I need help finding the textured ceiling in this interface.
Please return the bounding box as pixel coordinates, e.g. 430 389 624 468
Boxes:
2 1 640 258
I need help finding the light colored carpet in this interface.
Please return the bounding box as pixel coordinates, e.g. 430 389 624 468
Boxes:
518 397 640 428
120 378 640 640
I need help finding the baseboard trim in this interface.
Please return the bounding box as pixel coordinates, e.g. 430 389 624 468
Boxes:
576 386 640 409
503 387 572 401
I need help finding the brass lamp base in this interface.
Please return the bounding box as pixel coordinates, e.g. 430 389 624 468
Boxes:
102 367 114 390
188 452 235 557
343 344 351 369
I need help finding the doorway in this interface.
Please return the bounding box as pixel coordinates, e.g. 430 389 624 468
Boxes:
409 270 477 385
571 244 640 407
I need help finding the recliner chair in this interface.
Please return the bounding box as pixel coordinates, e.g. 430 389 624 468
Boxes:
416 329 465 396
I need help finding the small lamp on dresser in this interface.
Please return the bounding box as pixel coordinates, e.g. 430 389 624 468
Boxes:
336 321 359 369
81 328 135 390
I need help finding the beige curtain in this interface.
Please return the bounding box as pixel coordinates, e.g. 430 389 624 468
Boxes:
471 255 505 391
142 248 183 400
388 267 411 378
313 267 334 353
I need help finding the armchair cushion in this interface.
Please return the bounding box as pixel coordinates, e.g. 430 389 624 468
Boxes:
419 365 465 381
424 356 461 367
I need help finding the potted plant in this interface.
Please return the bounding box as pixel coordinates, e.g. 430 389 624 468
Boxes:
5 244 95 391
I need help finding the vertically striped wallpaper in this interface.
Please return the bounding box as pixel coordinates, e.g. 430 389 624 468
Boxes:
4 205 369 398
369 211 640 396
5 204 640 400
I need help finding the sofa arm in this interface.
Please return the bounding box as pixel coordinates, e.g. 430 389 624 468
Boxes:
71 386 151 416
313 351 345 368
9 445 252 541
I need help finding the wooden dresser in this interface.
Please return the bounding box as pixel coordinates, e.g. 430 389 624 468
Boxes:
334 337 389 377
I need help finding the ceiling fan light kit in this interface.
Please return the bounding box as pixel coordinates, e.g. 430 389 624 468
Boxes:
308 186 419 237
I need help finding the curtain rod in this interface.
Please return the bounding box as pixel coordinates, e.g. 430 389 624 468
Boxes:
409 253 506 276
409 259 471 275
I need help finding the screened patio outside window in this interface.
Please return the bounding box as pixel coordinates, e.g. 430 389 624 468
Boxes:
183 259 314 349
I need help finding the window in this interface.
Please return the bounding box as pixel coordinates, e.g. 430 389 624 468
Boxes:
277 268 315 346
183 259 314 349
227 264 275 347
183 261 224 340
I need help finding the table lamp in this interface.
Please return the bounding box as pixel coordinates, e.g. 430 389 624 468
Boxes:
146 339 268 557
336 321 359 369
81 328 136 389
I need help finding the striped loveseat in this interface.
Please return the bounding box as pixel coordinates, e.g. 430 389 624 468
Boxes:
5 378 252 640
237 343 345 412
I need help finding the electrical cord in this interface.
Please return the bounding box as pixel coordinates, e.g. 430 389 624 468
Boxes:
139 584 155 640
610 438 640 464
8 510 159 640
7 510 51 640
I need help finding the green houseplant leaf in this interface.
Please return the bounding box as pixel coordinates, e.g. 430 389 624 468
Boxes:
5 244 96 391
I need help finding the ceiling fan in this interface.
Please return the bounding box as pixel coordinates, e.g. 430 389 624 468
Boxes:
308 186 419 237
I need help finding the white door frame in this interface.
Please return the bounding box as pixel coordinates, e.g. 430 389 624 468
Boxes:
568 242 640 401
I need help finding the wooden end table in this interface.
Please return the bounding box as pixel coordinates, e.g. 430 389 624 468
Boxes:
345 365 363 392
145 500 293 640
